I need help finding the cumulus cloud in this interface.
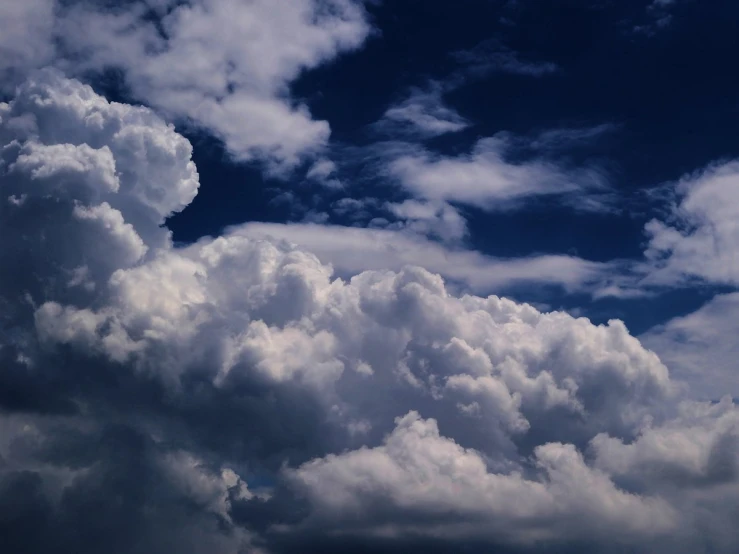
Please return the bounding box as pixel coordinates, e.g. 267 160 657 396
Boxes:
289 411 677 544
591 396 739 552
1 72 738 554
0 69 198 318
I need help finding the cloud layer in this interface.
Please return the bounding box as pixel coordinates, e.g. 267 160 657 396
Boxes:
1 73 737 554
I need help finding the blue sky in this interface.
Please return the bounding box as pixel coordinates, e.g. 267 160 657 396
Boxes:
1 1 738 553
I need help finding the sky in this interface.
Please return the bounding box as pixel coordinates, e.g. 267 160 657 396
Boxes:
0 1 738 553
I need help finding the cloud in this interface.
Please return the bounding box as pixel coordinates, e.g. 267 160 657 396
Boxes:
384 199 468 243
232 221 611 295
528 124 620 151
60 0 370 170
640 293 739 400
639 161 739 288
1 72 738 554
0 0 371 172
0 0 55 84
593 159 739 298
377 83 470 138
591 396 739 553
450 39 558 81
592 396 738 488
288 411 677 544
634 0 678 35
0 68 198 313
306 159 342 188
385 135 609 211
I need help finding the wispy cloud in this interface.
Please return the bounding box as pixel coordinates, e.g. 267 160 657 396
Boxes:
450 39 559 82
384 135 610 211
375 82 470 138
633 0 678 35
233 221 612 295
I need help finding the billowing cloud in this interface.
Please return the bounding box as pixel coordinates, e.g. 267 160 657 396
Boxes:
1 72 738 554
289 411 677 545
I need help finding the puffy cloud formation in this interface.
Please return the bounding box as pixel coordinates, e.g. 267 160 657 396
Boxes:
0 0 371 171
0 69 198 314
1 73 738 554
289 412 677 544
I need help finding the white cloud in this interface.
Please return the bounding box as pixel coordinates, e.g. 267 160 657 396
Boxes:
591 396 739 552
385 200 468 243
1 71 737 554
231 221 611 295
386 136 607 210
306 158 342 188
379 84 470 137
638 161 739 288
289 411 677 544
640 293 739 400
55 0 370 171
0 70 198 307
594 159 739 298
0 0 370 172
592 396 738 487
